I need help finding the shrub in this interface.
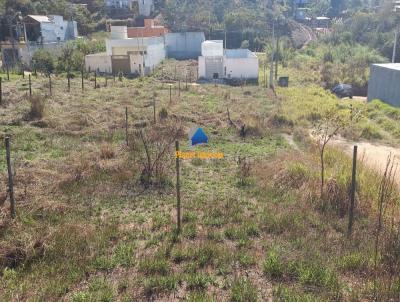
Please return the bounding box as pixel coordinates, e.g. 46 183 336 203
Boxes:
268 114 294 128
159 107 168 120
99 143 115 160
28 94 46 120
32 49 55 74
361 124 382 140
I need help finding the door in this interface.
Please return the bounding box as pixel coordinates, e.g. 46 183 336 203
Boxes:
111 55 130 74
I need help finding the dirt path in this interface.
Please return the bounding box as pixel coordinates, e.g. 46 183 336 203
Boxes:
332 138 400 185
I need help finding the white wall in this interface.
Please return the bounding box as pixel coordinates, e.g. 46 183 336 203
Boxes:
198 56 206 78
165 32 205 59
224 57 259 79
106 37 163 55
130 53 144 75
85 54 112 73
40 17 77 43
144 43 166 74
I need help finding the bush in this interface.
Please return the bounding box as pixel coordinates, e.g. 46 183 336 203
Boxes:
32 49 55 74
240 40 250 49
28 94 46 120
159 107 168 120
361 124 382 140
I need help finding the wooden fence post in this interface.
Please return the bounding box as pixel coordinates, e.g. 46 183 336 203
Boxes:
0 77 2 105
67 73 71 92
175 141 181 234
178 80 181 97
169 85 172 103
125 107 129 146
348 145 358 238
94 72 97 89
6 65 9 81
185 74 188 90
105 77 108 87
5 137 16 219
49 74 52 96
28 74 32 97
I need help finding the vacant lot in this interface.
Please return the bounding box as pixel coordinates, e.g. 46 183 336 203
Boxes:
0 60 399 301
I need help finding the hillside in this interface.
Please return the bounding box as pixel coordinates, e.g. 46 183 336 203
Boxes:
0 58 399 300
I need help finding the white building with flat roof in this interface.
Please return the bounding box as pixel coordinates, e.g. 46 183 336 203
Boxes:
198 40 259 81
85 26 165 75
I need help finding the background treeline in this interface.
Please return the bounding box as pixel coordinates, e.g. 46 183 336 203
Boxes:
0 0 107 38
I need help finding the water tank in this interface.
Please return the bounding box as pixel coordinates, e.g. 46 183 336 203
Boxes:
201 40 223 57
111 26 128 39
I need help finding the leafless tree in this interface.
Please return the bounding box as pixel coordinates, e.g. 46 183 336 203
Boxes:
312 109 348 198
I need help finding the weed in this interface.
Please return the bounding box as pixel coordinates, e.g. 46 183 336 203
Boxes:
143 275 179 296
230 277 258 302
339 252 369 272
99 142 115 159
186 273 214 291
263 250 284 280
183 223 197 239
113 242 135 267
273 285 324 302
139 257 170 275
186 292 215 301
236 252 256 267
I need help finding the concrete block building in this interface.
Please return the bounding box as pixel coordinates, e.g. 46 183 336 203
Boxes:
165 32 205 59
1 15 78 67
198 40 259 80
368 63 400 107
24 15 78 43
85 26 165 75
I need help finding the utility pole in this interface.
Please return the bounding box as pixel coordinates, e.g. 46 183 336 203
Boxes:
275 33 279 81
224 30 227 50
393 28 398 63
269 20 275 89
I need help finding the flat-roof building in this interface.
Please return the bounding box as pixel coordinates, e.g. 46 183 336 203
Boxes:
368 63 400 107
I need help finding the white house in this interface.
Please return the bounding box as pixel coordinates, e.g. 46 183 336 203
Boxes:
198 40 259 80
85 26 165 75
24 15 78 43
1 15 78 67
104 0 154 16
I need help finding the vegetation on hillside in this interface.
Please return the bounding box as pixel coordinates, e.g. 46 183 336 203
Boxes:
0 59 399 300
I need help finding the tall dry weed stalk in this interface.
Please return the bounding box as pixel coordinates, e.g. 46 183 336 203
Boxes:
373 154 398 301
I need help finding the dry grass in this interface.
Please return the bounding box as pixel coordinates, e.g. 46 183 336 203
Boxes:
0 61 399 301
27 94 46 120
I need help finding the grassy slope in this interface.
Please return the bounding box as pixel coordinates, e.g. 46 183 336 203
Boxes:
0 59 398 301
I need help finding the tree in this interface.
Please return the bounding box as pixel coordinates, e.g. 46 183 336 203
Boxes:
32 49 55 74
312 109 348 198
240 40 249 49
